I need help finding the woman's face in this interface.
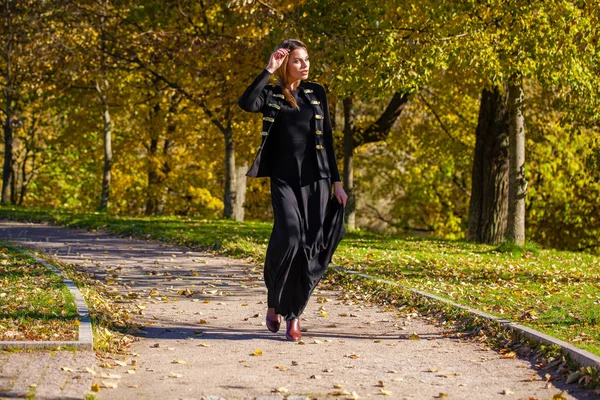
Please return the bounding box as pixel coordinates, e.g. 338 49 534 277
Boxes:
286 47 310 82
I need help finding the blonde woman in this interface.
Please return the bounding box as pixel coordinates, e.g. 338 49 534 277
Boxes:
238 38 347 341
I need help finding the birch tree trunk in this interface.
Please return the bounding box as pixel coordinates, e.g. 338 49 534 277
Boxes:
223 125 237 219
343 97 356 230
506 81 527 245
97 4 112 211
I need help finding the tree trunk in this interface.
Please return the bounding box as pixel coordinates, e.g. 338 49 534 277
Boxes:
97 6 111 212
223 125 237 219
342 97 356 230
98 92 112 211
145 136 160 215
467 87 510 244
235 161 247 221
2 0 14 204
506 81 527 245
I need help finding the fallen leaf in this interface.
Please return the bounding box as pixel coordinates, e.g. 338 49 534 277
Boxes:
566 371 583 384
250 349 263 356
171 360 186 364
328 390 352 396
114 360 127 367
434 393 448 399
84 367 97 375
437 373 459 378
197 343 211 347
169 372 183 378
100 373 122 379
552 393 567 400
199 319 207 324
90 383 100 392
333 383 343 388
61 367 74 373
275 366 288 371
375 380 385 387
101 381 118 389
379 389 393 396
345 354 360 359
126 369 136 374
272 387 288 393
408 333 420 340
427 367 440 373
501 389 514 395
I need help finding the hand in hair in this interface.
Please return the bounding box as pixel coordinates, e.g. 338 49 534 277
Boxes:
266 48 290 74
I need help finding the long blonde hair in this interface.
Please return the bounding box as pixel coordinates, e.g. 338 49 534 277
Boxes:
273 39 308 110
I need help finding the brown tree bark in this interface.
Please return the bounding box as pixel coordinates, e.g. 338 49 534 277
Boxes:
506 81 527 245
2 0 15 204
467 87 510 244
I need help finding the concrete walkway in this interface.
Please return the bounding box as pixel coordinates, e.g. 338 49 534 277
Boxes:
0 221 596 400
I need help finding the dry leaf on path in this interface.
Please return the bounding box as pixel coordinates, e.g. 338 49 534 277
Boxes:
328 390 351 396
379 389 393 396
90 383 100 392
101 381 118 389
250 349 263 356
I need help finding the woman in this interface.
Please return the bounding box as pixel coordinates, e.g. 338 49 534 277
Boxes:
238 38 348 341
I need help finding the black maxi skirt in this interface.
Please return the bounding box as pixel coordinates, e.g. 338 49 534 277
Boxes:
264 176 346 321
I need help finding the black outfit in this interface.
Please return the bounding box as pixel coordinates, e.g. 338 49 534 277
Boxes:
238 69 346 320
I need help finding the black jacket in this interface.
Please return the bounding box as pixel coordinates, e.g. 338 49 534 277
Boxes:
237 69 341 182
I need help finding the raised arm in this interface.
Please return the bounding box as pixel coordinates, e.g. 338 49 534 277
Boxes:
237 69 272 113
238 48 291 113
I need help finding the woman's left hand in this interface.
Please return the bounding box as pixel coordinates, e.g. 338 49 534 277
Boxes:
333 182 348 208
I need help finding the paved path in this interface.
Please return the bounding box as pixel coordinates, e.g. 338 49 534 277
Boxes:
0 221 596 400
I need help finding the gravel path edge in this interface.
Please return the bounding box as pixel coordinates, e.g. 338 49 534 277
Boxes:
331 266 600 370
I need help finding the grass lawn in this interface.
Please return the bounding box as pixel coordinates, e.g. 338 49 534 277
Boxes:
1 205 599 356
0 243 78 341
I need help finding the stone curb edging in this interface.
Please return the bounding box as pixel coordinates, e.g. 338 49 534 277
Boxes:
331 266 600 370
0 243 93 350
